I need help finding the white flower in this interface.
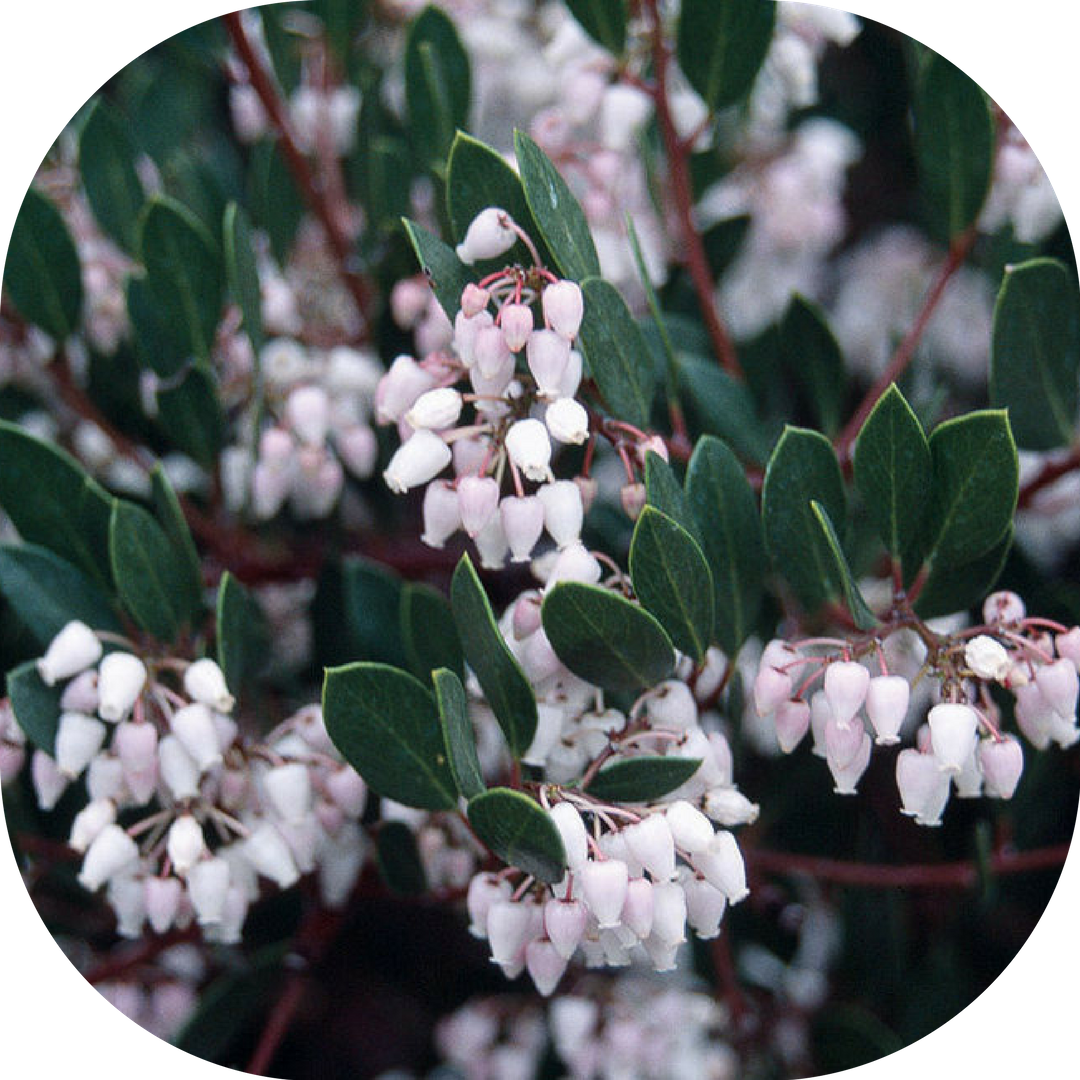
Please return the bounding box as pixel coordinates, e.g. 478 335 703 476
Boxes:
96 653 147 722
78 824 138 891
455 207 518 264
526 329 571 398
500 495 545 565
544 397 589 444
928 702 980 773
55 712 107 779
864 675 909 745
964 635 1010 680
184 659 235 714
167 814 206 875
37 621 102 686
504 418 553 481
405 387 463 430
542 280 584 340
284 385 331 446
170 703 223 773
421 479 462 548
579 859 629 929
384 429 452 493
538 480 584 548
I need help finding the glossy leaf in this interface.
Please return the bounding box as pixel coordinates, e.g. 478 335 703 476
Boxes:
467 788 565 883
585 756 703 803
402 218 477 321
155 364 224 469
565 0 627 54
216 572 270 696
223 202 265 355
644 452 699 541
991 258 1080 450
853 384 932 558
401 582 464 684
342 558 408 668
780 296 847 436
514 129 600 282
451 555 537 758
914 526 1013 620
79 99 145 252
677 0 776 112
676 356 772 464
686 435 764 656
375 821 428 895
247 139 304 265
150 466 203 622
630 507 714 664
434 667 484 799
542 582 675 697
810 501 878 631
761 426 846 611
3 187 82 340
6 661 63 755
126 273 190 378
913 53 995 241
323 662 457 810
577 277 655 429
358 136 413 236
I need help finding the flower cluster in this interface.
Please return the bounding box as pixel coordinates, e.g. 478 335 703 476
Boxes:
23 620 371 939
377 208 592 569
751 590 1079 826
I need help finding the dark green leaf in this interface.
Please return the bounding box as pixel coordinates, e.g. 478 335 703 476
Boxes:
914 526 1013 620
686 435 764 656
702 215 751 279
375 820 428 895
677 0 776 112
402 218 477 321
0 420 113 589
247 139 304 265
109 500 192 642
780 296 847 436
577 277 655 428
223 202 265 355
404 5 471 168
434 667 484 799
216 571 270 695
542 582 675 697
358 136 413 235
514 129 600 281
155 364 224 469
2 187 82 340
853 384 932 558
138 196 223 362
991 258 1080 450
644 452 698 540
762 426 846 611
401 582 464 683
923 410 1018 567
323 662 457 810
564 0 627 54
913 53 995 241
6 661 63 755
127 273 190 378
149 466 203 624
467 787 565 882
451 555 537 758
314 0 365 65
630 507 714 664
585 756 703 803
342 557 408 668
810 501 878 631
0 544 121 646
676 356 772 464
79 99 145 252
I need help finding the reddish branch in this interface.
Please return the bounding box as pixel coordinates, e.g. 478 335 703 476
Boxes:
85 927 200 985
1018 444 1080 508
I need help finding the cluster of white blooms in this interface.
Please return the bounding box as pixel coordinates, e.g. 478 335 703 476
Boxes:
377 209 594 569
18 621 372 938
979 125 1064 244
380 799 484 891
751 591 1080 826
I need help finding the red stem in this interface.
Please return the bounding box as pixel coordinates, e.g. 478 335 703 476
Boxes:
1017 444 1080 508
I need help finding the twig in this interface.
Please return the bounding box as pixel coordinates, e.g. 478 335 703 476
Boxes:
1017 444 1080 508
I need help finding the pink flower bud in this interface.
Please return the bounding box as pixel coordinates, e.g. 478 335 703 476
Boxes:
544 897 587 959
70 797 117 853
1056 627 1080 669
390 276 432 328
753 664 793 717
620 481 647 521
37 620 102 686
773 699 811 752
617 876 653 939
183 659 234 715
964 635 1011 680
538 480 584 549
983 590 1026 626
865 675 909 745
691 831 748 903
60 670 99 714
405 387 463 431
376 355 438 424
145 876 183 935
158 735 201 800
525 938 569 996
170 703 222 773
326 766 368 819
264 762 313 824
636 436 669 466
56 712 107 779
928 703 980 773
979 735 1024 799
580 858 630 929
665 800 714 853
896 748 951 825
526 329 571 398
336 425 378 479
505 418 553 482
245 820 301 889
455 207 517 264
78 823 139 892
827 728 872 794
187 857 231 925
824 712 865 771
114 721 158 803
421 479 461 548
457 475 501 537
474 514 509 570
544 542 602 586
542 280 584 340
460 283 491 317
650 880 688 946
512 591 543 640
453 309 494 367
545 397 589 444
383 429 452 493
623 815 677 881
646 681 698 732
684 875 726 939
466 872 512 938
285 385 330 446
499 302 534 351
1035 658 1079 719
500 495 545 563
823 661 870 728
167 814 206 875
486 899 534 965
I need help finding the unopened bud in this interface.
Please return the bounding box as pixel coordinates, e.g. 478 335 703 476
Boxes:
505 418 553 482
37 621 102 686
542 280 584 340
457 475 501 537
78 824 138 891
545 397 589 444
500 495 545 563
499 302 533 351
184 659 234 714
384 429 452 493
455 207 517 264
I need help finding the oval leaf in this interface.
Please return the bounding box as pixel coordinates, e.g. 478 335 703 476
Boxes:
402 218 477 321
434 667 485 800
223 202 265 355
323 662 457 810
467 787 565 883
375 821 428 895
6 661 64 755
216 572 270 696
914 525 1013 620
150 466 203 626
565 0 627 55
79 99 145 253
401 582 464 684
155 364 224 469
585 756 703 803
780 296 847 436
809 501 878 631
644 451 698 540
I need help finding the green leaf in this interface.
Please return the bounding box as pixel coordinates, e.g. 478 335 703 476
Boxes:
247 139 304 265
702 215 751 278
564 0 627 55
913 53 995 241
514 129 600 281
630 507 714 664
216 572 270 695
400 582 464 684
375 821 428 895
686 435 764 656
451 555 537 758
780 296 847 436
677 0 777 112
138 196 223 362
991 258 1080 450
404 5 470 168
0 420 114 589
585 756 703 803
357 136 413 236
402 218 477 322
809 501 878 631
434 667 485 799
853 384 932 558
149 466 203 623
676 356 772 465
342 558 408 668
2 187 82 340
542 582 675 697
323 662 457 810
467 788 565 883
314 0 365 65
6 661 63 755
914 525 1013 620
923 410 1018 567
155 364 224 469
109 500 192 642
223 202 265 355
79 99 145 253
644 452 698 540
127 273 190 378
0 544 121 646
762 426 846 611
577 277 655 429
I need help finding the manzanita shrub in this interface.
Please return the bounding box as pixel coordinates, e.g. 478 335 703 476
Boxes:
1 1 1078 1076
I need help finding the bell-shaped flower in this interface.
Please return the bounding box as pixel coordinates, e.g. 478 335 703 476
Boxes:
548 801 589 869
684 874 726 939
500 494 545 564
457 475 501 538
499 302 533 351
404 387 463 431
775 699 811 753
284 384 330 446
144 876 183 935
665 800 714 854
691 830 748 903
375 354 437 424
542 280 584 340
486 898 534 966
69 797 117 854
623 814 677 881
158 734 201 800
865 675 909 745
467 872 512 938
525 938 569 996
187 856 231 925
55 712 107 779
384 429 452 494
827 728 872 794
167 814 206 875
580 858 630 929
78 823 138 891
928 702 979 773
244 820 300 889
538 480 584 549
455 207 517 264
823 661 870 728
649 880 688 946
896 748 951 825
183 659 234 715
95 653 147 722
264 761 313 825
170 703 223 773
421 479 461 548
544 397 589 445
37 621 102 686
978 735 1024 799
505 418 553 482
544 897 587 960
526 329 571 397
